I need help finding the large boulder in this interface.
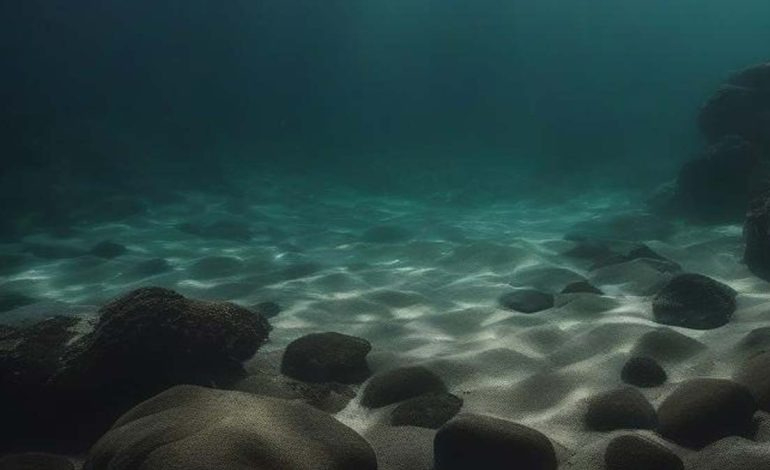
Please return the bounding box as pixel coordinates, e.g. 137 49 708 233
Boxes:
744 191 770 280
434 414 557 470
0 316 79 452
734 351 770 411
670 136 761 223
48 287 271 449
657 379 756 448
281 332 371 384
652 273 737 330
84 385 377 470
699 62 770 147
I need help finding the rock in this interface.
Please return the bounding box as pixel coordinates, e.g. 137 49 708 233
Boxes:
361 225 412 244
684 437 770 470
434 414 557 470
0 291 36 313
561 280 603 295
89 241 127 259
657 378 756 448
604 434 683 470
50 287 271 447
0 453 75 470
584 388 657 432
671 136 760 223
252 301 282 318
0 316 79 452
744 192 770 280
621 356 667 388
699 62 770 146
365 425 435 470
734 351 770 411
83 385 377 470
281 332 371 384
652 273 737 330
391 392 463 429
498 289 554 313
362 366 447 409
735 327 770 360
630 328 707 363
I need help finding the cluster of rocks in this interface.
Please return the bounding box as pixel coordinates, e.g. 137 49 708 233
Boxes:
654 62 770 224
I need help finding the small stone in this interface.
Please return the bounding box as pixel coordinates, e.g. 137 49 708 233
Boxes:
281 332 371 384
390 392 463 429
498 289 554 313
652 273 737 330
604 435 683 470
621 356 667 387
584 388 657 432
363 366 447 409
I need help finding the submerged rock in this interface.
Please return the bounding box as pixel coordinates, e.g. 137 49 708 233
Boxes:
390 392 463 429
281 332 371 384
47 287 271 449
734 351 770 412
363 366 447 409
744 191 770 280
652 273 737 329
498 289 554 313
584 388 657 432
621 356 667 388
434 414 557 470
561 280 603 295
657 378 756 449
699 62 770 146
84 385 377 470
604 435 683 470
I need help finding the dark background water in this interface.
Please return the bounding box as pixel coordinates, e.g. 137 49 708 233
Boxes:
3 0 770 212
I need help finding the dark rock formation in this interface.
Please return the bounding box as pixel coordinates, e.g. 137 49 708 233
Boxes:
657 378 756 448
281 332 371 384
434 414 557 470
699 62 770 147
652 273 737 329
362 366 447 409
621 356 667 388
83 385 377 470
584 388 657 432
734 351 770 412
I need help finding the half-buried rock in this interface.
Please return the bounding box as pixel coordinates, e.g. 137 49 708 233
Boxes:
584 388 657 432
734 351 770 411
281 332 371 383
390 392 463 429
604 435 683 470
362 366 447 408
499 289 554 313
657 378 757 448
621 356 667 388
652 273 737 329
83 385 377 470
434 414 557 470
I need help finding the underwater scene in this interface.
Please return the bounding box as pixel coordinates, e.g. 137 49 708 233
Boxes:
2 1 770 469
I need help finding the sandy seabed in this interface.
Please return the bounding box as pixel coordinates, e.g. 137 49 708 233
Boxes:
1 186 767 468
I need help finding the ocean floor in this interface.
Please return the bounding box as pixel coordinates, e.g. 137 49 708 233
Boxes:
1 184 768 468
